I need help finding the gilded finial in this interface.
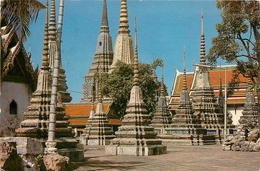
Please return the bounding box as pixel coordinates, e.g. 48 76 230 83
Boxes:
49 0 57 41
118 0 130 34
133 17 139 86
42 0 49 68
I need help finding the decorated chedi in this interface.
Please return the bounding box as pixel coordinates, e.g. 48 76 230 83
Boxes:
191 10 233 141
82 0 113 102
106 19 166 156
239 78 258 127
109 0 133 72
168 46 195 144
16 0 73 144
87 64 115 145
150 67 172 133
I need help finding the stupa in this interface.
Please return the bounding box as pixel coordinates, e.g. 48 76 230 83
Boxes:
15 0 72 140
87 65 115 145
150 67 172 133
170 46 194 136
105 19 167 156
239 78 258 127
109 0 133 72
81 0 113 102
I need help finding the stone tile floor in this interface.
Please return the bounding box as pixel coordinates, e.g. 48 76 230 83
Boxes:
68 144 260 171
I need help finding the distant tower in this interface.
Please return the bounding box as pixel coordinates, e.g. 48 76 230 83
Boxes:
106 18 166 156
109 0 133 72
82 0 113 102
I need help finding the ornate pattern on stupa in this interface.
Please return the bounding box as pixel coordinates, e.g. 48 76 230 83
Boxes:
48 0 71 103
106 19 166 156
109 0 133 72
81 0 113 102
150 67 172 131
239 78 258 126
87 65 115 145
191 10 224 130
170 46 194 133
15 0 72 139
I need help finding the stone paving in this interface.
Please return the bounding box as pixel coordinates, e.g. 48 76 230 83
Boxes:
68 144 260 171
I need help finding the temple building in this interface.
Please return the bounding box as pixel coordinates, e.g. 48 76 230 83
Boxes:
169 65 257 126
81 0 113 102
0 11 39 137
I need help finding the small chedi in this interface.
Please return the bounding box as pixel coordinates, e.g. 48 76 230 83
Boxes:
150 68 172 133
105 19 166 156
223 79 259 152
162 46 195 145
87 66 115 145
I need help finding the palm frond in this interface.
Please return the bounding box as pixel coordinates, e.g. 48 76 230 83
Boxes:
1 0 45 41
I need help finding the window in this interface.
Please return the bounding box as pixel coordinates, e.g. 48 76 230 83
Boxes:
10 100 17 114
99 42 102 46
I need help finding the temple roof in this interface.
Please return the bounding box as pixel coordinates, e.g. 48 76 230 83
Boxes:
169 65 258 109
65 103 122 127
1 18 37 90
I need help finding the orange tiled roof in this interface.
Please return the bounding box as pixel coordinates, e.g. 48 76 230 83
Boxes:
65 103 110 117
64 103 122 127
169 66 258 108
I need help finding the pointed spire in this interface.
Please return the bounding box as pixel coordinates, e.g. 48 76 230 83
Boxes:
41 0 49 68
160 65 165 96
200 8 206 65
101 0 109 32
183 45 187 91
118 0 130 34
49 0 57 41
133 17 139 86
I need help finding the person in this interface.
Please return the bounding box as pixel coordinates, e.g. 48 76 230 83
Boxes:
245 128 249 141
74 127 78 137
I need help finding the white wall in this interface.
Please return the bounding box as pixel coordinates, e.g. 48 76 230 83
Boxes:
228 108 243 125
0 81 32 136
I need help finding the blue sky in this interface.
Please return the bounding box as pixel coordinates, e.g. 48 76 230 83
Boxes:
25 0 222 102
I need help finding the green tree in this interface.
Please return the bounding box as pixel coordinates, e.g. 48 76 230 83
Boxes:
207 0 260 129
102 61 161 120
1 0 45 41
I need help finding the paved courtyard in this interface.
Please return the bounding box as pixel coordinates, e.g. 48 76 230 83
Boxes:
68 144 260 171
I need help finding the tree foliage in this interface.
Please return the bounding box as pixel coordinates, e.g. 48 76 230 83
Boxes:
102 61 161 120
152 58 164 69
207 0 260 87
207 0 260 128
1 0 45 41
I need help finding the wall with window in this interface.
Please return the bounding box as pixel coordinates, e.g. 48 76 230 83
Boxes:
0 81 32 136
